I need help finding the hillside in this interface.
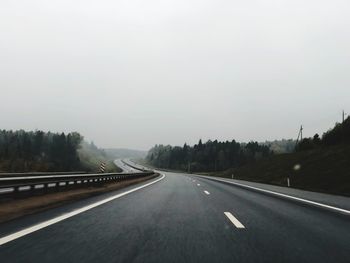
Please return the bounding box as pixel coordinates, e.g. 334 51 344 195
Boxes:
78 141 122 173
216 117 350 196
104 148 147 159
219 144 350 196
146 117 350 196
0 129 121 173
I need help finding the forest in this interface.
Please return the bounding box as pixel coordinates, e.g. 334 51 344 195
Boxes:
296 116 350 151
146 139 271 172
146 116 350 174
0 130 83 172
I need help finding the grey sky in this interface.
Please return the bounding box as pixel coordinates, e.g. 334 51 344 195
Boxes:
1 0 349 150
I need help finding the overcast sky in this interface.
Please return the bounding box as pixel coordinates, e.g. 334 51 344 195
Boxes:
1 0 349 150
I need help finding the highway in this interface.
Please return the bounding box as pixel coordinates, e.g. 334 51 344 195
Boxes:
0 165 349 262
114 159 139 173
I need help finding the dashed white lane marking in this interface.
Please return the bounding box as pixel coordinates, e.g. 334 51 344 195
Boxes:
197 184 200 186
204 190 210 195
195 175 350 216
224 212 245 229
0 174 166 246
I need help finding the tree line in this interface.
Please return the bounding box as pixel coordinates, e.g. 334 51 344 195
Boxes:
0 129 83 172
147 116 349 173
296 116 350 151
146 139 271 172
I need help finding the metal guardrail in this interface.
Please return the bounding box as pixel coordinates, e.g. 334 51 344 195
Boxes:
121 160 149 172
0 171 87 178
0 171 155 197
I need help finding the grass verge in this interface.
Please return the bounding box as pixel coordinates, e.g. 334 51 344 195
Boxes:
215 144 350 196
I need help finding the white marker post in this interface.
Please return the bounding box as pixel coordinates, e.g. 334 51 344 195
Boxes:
287 177 290 187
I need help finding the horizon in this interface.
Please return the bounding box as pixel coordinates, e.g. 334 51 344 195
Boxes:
1 0 349 149
0 117 343 151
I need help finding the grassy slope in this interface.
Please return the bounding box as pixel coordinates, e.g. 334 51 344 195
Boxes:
218 144 350 196
78 142 122 173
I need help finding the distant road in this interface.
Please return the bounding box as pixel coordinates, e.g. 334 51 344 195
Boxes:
0 162 349 262
114 159 139 173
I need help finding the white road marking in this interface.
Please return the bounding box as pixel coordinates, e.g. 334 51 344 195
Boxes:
197 184 200 186
0 174 165 246
196 175 350 215
204 190 210 195
224 212 245 229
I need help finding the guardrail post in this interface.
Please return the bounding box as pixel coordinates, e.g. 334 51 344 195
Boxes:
44 183 49 193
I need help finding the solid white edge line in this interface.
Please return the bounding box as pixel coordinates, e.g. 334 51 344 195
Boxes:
204 190 210 195
196 175 350 215
224 212 245 229
0 174 165 246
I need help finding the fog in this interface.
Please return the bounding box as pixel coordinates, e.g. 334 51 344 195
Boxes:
1 0 349 150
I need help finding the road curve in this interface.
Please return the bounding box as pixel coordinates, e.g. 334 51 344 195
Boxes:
0 170 349 262
114 159 139 173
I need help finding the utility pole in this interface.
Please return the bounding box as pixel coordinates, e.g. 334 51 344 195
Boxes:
296 125 303 144
342 110 346 123
294 125 303 150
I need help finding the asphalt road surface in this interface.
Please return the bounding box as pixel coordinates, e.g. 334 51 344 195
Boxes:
0 168 349 263
114 159 139 173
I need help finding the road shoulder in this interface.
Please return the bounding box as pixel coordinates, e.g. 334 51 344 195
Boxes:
194 174 350 212
0 174 158 224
